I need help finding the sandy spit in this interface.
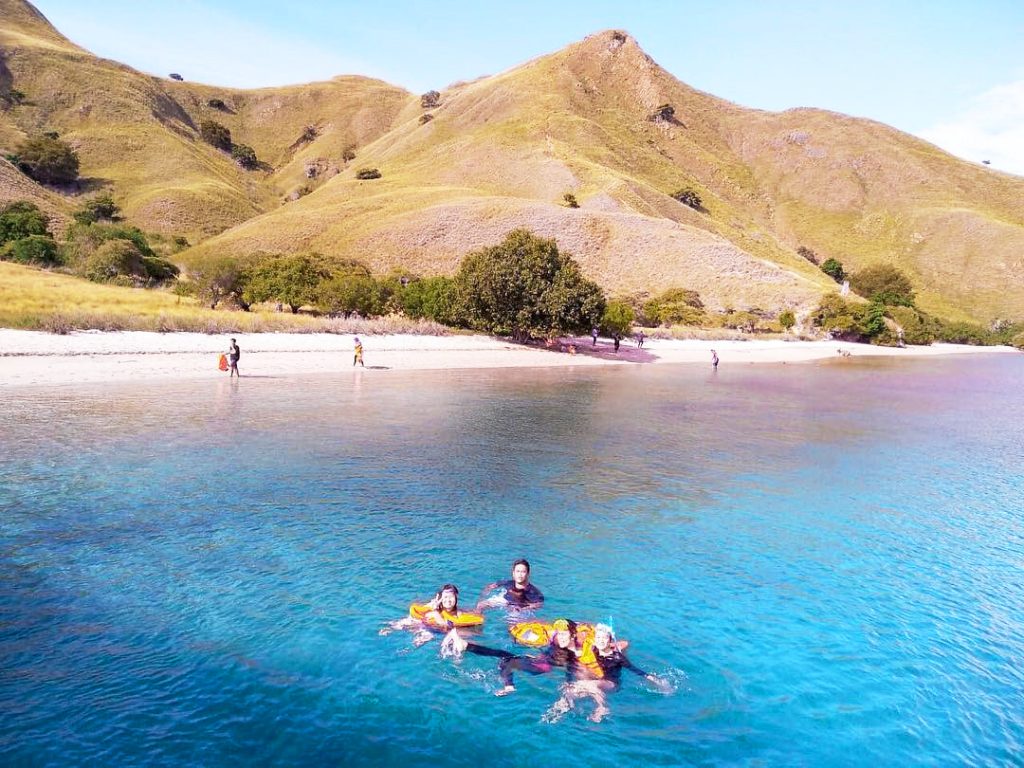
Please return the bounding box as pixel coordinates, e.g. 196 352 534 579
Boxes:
0 330 1016 388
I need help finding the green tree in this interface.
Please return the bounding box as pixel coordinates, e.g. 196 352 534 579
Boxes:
243 253 328 313
2 235 62 266
562 192 579 208
356 167 381 180
82 239 146 283
316 273 385 317
199 120 232 151
397 276 461 325
184 254 255 309
820 258 845 282
849 264 915 307
601 300 634 338
0 201 50 243
643 287 705 326
231 143 258 169
14 135 80 185
779 309 796 330
72 194 120 225
455 229 605 339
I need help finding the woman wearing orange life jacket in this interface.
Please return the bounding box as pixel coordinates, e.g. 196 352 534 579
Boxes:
408 584 484 631
546 623 664 723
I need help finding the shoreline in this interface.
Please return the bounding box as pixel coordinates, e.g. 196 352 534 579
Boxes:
0 329 1016 388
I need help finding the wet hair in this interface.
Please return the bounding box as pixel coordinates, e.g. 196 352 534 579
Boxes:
511 558 531 575
436 583 459 613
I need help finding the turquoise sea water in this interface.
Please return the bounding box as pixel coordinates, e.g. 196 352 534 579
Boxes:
2 355 1023 766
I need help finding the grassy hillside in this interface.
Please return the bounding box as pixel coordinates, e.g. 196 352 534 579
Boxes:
2 1 1023 323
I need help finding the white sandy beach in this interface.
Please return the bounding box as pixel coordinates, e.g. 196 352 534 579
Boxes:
0 329 1016 388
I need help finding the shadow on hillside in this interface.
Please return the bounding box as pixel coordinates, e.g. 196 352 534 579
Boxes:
508 336 658 364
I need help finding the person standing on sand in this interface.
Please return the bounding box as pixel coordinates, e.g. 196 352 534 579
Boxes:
353 337 364 367
637 331 645 348
228 338 240 378
711 349 719 369
591 327 599 346
613 335 621 352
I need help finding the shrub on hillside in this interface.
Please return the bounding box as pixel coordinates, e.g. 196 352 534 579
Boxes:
14 135 80 185
601 300 634 338
421 90 441 109
199 120 232 151
563 192 579 208
83 239 147 283
2 235 62 266
0 201 50 243
419 113 434 125
342 146 356 162
72 194 120 225
849 264 915 307
207 98 227 110
231 143 259 169
3 88 26 106
820 258 845 282
671 188 702 210
797 246 818 265
65 222 157 265
650 103 675 122
887 305 935 345
779 309 796 330
355 167 381 180
455 229 605 339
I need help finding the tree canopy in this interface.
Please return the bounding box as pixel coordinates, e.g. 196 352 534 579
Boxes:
454 229 605 339
849 264 915 306
0 201 50 243
14 135 80 185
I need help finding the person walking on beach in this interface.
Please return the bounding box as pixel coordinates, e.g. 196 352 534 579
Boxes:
591 327 599 346
637 331 645 348
228 338 240 378
353 337 364 367
711 349 719 369
613 334 621 353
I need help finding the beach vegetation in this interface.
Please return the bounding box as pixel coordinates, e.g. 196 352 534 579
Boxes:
849 264 915 307
199 119 232 151
779 309 796 330
820 258 845 282
83 239 147 283
242 253 330 313
14 135 80 185
315 260 386 317
454 229 605 339
396 276 461 325
643 287 705 326
601 300 634 337
0 201 51 242
182 253 255 309
2 234 63 266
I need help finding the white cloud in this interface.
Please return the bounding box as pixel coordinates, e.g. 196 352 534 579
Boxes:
918 80 1024 177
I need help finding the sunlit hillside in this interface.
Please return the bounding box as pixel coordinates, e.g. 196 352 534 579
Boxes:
2 0 1023 321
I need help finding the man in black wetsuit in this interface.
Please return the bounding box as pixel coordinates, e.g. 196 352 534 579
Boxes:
443 618 579 696
476 558 544 612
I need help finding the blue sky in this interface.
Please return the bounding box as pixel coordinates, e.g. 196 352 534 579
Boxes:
32 0 1024 174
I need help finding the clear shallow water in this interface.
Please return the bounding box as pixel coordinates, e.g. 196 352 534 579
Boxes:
2 356 1023 766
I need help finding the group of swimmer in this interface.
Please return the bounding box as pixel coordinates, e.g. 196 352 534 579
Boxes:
382 558 669 723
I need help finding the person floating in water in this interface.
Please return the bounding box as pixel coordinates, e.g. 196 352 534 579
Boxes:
443 618 581 696
711 349 719 369
477 558 544 612
353 336 364 367
228 337 240 378
547 623 665 723
381 583 484 646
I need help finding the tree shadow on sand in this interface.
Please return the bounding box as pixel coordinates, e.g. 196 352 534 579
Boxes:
509 336 659 363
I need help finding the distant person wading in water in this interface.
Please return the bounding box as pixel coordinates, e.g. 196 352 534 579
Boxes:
353 337 364 367
711 349 719 369
228 338 240 378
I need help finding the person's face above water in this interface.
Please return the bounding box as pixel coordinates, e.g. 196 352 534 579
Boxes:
594 626 612 651
512 563 529 586
554 629 572 648
439 589 458 612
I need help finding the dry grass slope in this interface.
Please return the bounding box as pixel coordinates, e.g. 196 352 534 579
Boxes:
2 2 1023 323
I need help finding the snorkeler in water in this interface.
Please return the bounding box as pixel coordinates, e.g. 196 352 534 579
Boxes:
443 618 581 696
476 558 544 612
547 623 666 722
381 583 484 646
